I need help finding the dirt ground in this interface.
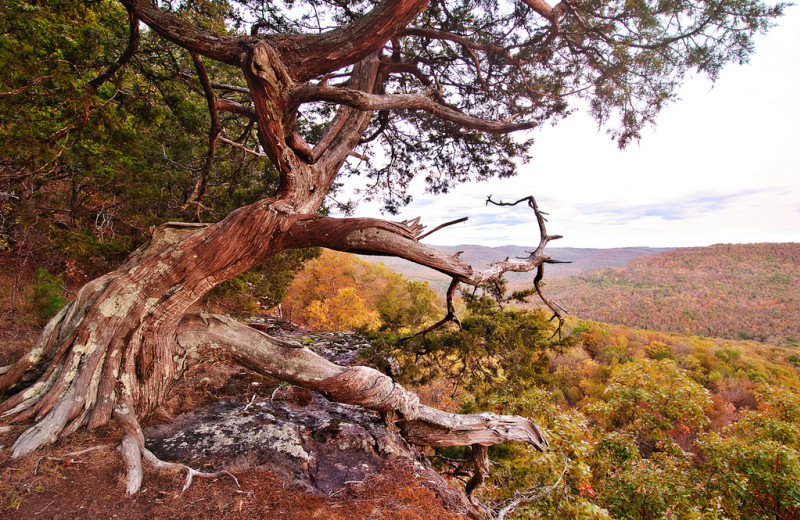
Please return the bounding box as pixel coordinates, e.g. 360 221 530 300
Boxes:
0 359 474 519
0 420 474 519
0 285 475 519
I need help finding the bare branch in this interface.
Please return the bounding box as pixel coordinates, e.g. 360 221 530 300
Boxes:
398 28 526 66
182 53 221 220
402 279 462 340
0 75 55 97
210 82 250 94
495 456 569 520
215 98 256 119
120 0 243 65
465 444 489 504
284 196 568 329
417 216 468 241
359 110 390 145
520 0 558 21
218 136 268 158
272 0 430 81
176 313 549 456
314 56 383 178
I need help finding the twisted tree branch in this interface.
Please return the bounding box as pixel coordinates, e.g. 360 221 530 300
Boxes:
291 84 536 134
88 9 140 91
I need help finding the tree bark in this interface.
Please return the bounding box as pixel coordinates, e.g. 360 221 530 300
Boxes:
1 202 289 457
1 1 555 498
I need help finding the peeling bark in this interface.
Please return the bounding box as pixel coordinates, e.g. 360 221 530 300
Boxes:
176 313 548 451
0 0 559 500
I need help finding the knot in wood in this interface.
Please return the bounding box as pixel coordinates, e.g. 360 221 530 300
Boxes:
325 366 419 420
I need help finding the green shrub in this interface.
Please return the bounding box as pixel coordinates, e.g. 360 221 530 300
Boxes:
29 268 66 323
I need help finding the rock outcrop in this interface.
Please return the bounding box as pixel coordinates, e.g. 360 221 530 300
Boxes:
143 316 482 518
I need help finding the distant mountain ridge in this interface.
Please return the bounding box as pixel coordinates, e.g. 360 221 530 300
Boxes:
540 243 800 345
362 245 672 293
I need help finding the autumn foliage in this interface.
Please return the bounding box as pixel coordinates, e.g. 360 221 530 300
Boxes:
282 250 440 333
538 243 800 345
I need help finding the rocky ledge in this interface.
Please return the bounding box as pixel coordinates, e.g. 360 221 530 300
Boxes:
143 315 481 518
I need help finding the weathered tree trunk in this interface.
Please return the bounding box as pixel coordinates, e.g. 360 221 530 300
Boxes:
1 211 547 494
0 203 288 455
1 0 557 497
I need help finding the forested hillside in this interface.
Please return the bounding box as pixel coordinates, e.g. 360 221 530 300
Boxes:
331 255 800 519
1 0 796 517
531 243 800 346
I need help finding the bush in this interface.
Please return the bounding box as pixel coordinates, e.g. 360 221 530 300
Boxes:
29 268 66 323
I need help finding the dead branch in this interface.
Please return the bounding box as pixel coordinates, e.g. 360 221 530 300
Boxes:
176 313 549 456
495 456 569 520
402 279 461 340
210 81 250 94
286 195 563 292
417 216 468 241
284 196 568 337
218 136 268 158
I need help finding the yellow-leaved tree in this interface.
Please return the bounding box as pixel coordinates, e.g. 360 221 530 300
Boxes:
283 250 440 332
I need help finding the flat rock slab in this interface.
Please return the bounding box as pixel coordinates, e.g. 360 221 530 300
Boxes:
144 392 422 494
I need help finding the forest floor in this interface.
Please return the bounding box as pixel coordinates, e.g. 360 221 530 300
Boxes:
0 427 467 519
0 321 473 520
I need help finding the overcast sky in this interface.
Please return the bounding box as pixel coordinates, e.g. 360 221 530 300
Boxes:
341 6 800 249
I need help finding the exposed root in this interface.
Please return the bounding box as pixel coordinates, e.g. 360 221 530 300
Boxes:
178 312 549 497
142 447 241 495
114 406 240 495
1 222 218 457
45 444 113 463
119 430 144 495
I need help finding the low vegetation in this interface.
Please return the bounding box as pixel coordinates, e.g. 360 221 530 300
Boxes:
277 250 800 519
4 235 799 518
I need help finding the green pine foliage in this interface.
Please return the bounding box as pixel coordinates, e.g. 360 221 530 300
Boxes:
28 268 65 324
379 293 573 397
0 0 318 317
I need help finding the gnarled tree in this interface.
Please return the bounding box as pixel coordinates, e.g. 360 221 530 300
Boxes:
0 0 784 497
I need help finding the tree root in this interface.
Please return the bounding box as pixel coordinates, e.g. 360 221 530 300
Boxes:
176 312 548 498
3 306 547 498
114 406 240 495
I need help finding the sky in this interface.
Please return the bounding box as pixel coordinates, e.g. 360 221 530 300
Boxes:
341 6 800 249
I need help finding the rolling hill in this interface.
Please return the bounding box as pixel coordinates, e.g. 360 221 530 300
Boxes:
366 242 800 346
533 243 800 345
